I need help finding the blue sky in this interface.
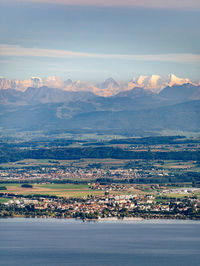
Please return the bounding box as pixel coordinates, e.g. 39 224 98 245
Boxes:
0 0 200 82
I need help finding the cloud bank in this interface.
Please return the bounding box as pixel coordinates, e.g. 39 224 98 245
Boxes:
0 44 200 63
1 0 200 10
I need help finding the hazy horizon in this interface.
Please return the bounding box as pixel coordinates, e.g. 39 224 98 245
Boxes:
0 0 200 81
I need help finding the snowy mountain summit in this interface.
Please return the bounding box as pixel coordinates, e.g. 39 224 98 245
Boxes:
127 74 194 93
0 74 197 96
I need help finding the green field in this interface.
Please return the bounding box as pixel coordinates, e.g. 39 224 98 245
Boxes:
0 198 9 203
0 183 107 198
0 158 131 169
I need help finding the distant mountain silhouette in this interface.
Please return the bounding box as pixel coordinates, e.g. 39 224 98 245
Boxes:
159 83 200 102
0 99 199 134
0 79 200 135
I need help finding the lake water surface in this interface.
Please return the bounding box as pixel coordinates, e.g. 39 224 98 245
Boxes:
0 218 200 266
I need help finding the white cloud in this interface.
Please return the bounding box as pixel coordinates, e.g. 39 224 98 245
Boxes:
1 0 200 10
0 44 200 63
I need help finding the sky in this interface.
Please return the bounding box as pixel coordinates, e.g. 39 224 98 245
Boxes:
0 0 200 82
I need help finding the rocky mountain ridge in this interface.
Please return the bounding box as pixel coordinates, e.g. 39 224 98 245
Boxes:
0 75 199 135
0 74 198 97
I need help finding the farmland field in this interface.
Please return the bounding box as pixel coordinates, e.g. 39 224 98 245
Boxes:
0 183 106 198
0 158 131 169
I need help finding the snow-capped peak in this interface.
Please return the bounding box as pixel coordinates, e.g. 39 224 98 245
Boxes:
149 75 161 87
168 74 190 86
137 75 148 85
127 74 194 93
0 74 197 96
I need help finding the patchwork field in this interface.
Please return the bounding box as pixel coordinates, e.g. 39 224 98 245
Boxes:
0 183 106 198
0 158 131 169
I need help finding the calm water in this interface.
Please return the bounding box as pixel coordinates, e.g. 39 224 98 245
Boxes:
0 219 200 266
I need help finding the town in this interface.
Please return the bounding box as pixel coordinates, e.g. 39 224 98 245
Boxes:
0 184 200 220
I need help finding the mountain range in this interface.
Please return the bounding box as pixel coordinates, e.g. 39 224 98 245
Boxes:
0 74 199 136
0 74 198 97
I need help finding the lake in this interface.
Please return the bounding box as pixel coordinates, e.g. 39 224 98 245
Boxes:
0 219 200 266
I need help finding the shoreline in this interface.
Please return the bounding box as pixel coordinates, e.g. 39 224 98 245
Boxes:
98 217 143 221
1 216 200 223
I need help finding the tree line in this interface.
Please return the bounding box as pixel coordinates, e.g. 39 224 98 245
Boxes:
1 146 200 163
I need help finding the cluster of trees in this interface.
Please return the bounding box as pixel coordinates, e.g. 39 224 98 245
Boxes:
0 193 59 200
21 184 33 188
0 139 79 149
1 171 199 186
0 204 64 218
108 136 188 145
1 146 200 163
96 172 200 185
